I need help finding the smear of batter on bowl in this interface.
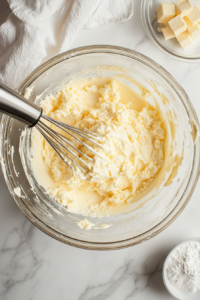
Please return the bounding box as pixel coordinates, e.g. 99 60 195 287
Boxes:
190 120 198 143
77 219 112 230
31 77 166 218
14 187 21 197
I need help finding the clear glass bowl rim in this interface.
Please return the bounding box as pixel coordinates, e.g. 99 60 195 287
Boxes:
1 45 200 250
141 0 200 62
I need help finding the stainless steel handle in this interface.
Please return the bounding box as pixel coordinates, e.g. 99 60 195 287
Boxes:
0 82 42 127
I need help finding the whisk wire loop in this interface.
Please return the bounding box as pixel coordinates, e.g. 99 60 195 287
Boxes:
36 126 74 171
41 116 103 158
36 121 91 170
34 114 104 171
38 120 93 162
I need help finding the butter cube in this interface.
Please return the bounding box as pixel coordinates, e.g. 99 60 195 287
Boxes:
161 25 175 39
168 15 187 36
184 17 200 40
176 0 192 17
186 6 200 25
176 30 193 48
156 4 176 24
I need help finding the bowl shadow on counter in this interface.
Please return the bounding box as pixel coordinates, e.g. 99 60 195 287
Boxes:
145 247 174 297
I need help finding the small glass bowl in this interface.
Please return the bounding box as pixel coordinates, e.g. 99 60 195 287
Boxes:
141 0 200 62
163 238 200 300
0 45 200 250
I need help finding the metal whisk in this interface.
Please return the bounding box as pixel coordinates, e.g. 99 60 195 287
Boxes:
0 82 103 172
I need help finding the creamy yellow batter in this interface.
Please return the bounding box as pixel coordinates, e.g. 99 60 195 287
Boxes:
31 77 165 218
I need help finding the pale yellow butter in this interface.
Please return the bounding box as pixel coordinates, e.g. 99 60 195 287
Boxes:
177 30 193 48
176 0 192 17
186 6 200 25
156 1 200 50
157 3 176 24
161 25 175 40
184 17 200 40
168 15 186 36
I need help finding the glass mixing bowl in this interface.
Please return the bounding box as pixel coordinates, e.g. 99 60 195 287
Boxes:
0 45 200 250
141 0 200 62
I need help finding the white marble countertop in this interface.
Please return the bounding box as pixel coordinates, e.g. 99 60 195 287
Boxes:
1 1 200 299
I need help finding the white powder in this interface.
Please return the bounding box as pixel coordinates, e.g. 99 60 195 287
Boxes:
166 241 200 293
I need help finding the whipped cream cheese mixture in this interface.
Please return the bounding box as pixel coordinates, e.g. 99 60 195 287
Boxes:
31 77 165 218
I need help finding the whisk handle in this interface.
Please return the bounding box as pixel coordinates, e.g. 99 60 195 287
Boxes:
0 82 42 127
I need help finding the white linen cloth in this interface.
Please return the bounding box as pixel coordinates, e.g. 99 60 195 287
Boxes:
0 0 133 89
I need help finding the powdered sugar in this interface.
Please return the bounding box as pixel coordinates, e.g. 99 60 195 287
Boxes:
166 241 200 293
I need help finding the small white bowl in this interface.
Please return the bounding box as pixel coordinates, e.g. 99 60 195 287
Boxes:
163 238 200 300
141 0 200 62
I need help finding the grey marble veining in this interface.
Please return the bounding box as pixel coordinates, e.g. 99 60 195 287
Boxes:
0 221 41 296
78 255 165 300
1 1 200 299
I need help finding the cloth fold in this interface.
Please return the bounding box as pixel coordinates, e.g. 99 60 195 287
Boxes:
0 0 133 89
